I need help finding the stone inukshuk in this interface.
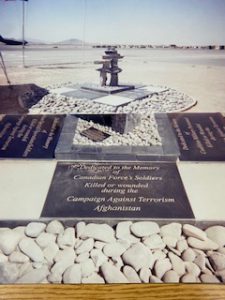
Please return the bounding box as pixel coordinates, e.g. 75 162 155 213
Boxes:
95 47 123 87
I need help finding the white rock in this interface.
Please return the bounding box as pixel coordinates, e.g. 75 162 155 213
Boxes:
154 258 172 279
103 242 126 257
101 262 129 283
46 220 64 234
19 238 44 262
90 249 108 268
150 275 163 283
25 222 46 238
51 259 73 276
143 234 165 250
82 273 105 284
183 224 207 241
163 235 177 248
9 251 29 263
81 223 115 243
181 248 196 262
13 226 26 239
43 242 59 264
123 266 141 283
116 221 138 243
16 266 49 284
18 262 33 278
80 259 95 278
0 253 8 263
160 223 182 239
76 252 89 263
63 264 81 283
0 229 22 255
0 262 19 283
54 247 75 263
94 241 106 250
194 253 206 270
181 273 197 283
177 239 188 253
205 226 225 247
139 267 151 283
209 252 225 271
57 227 76 249
215 270 225 283
185 262 201 277
168 252 185 276
130 222 159 237
163 270 180 283
76 222 85 238
187 237 219 250
122 243 154 271
200 274 220 283
36 232 56 248
76 238 94 255
48 272 62 283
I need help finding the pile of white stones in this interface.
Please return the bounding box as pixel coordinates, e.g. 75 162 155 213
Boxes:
0 221 225 284
73 115 161 146
30 85 196 114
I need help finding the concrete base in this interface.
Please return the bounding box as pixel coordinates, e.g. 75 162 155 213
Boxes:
81 84 135 94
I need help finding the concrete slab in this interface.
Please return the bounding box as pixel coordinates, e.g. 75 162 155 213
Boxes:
93 95 134 107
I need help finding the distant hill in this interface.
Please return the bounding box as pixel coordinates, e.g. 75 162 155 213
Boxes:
27 38 49 45
57 38 84 45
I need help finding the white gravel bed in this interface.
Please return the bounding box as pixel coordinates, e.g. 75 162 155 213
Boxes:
0 221 225 284
73 115 161 146
30 84 197 114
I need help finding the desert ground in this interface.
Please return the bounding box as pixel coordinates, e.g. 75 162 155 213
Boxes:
0 46 225 112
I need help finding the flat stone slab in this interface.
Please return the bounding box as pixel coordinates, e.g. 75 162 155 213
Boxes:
92 95 135 107
140 86 169 93
41 161 194 219
81 84 135 94
62 89 104 100
168 113 225 161
0 115 65 158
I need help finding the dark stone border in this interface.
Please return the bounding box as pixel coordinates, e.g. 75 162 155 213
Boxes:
55 113 180 161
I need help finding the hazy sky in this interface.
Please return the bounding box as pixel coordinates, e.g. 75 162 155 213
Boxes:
0 0 225 45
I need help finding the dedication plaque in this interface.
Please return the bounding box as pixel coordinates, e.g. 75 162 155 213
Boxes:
169 113 225 161
42 161 194 219
0 115 65 158
80 127 111 142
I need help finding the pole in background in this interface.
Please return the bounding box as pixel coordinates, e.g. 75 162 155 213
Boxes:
22 0 25 67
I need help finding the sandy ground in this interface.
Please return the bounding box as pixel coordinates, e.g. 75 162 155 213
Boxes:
0 47 225 112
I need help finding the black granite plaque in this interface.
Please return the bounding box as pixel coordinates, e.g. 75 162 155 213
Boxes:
42 161 194 219
80 127 111 142
0 115 65 158
168 113 225 161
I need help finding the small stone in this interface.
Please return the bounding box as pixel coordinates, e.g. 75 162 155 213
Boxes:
150 275 163 283
57 227 76 249
19 238 44 262
160 223 182 239
18 262 33 278
116 221 132 240
123 266 141 283
54 247 75 263
94 241 106 250
0 253 8 263
25 222 46 238
209 252 225 271
177 239 188 253
183 224 207 241
154 259 172 279
0 262 19 284
76 252 89 263
215 269 225 283
143 234 165 250
76 238 94 255
206 226 225 247
167 246 181 257
16 266 49 284
80 259 95 278
13 226 26 239
46 220 64 235
76 222 86 238
200 274 220 283
168 252 185 276
163 270 180 283
90 249 107 268
48 272 62 283
110 256 124 269
163 235 177 248
139 267 151 283
63 264 81 283
101 262 129 283
187 237 219 250
185 262 201 277
9 251 29 263
81 223 115 243
194 253 206 270
181 273 197 283
153 250 166 261
0 230 21 255
82 273 105 284
103 242 126 257
122 243 154 271
43 242 59 264
130 222 159 237
182 248 196 262
36 232 56 249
